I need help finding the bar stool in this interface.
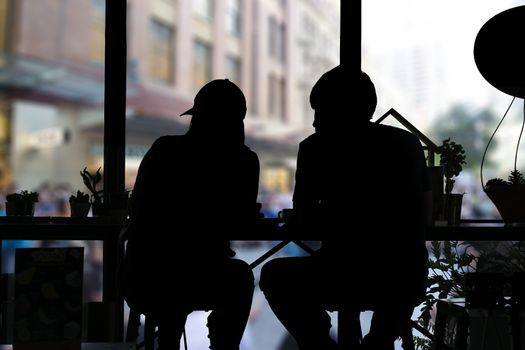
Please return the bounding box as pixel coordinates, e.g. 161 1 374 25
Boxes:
328 305 415 350
511 272 525 350
432 300 469 350
126 305 210 350
465 272 507 350
126 307 156 350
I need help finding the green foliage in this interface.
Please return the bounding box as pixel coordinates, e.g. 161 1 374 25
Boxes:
508 169 525 186
485 170 525 189
414 332 432 350
485 177 509 189
69 190 90 203
6 191 39 202
5 193 22 202
415 240 525 349
469 241 525 274
438 138 467 194
419 241 475 327
414 241 476 349
80 167 103 204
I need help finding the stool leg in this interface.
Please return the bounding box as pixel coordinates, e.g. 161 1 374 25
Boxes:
126 308 141 343
338 309 361 350
144 316 156 350
400 320 414 350
511 305 521 350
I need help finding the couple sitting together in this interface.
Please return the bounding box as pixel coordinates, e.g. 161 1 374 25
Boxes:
119 66 431 350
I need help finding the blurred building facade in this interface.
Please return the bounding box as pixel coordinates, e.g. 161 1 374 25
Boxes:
0 0 339 194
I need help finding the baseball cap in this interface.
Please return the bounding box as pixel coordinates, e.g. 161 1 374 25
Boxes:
180 79 247 119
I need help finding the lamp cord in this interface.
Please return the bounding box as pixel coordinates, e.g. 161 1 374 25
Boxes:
480 96 515 191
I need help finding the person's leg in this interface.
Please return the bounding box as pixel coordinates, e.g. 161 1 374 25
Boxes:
260 257 336 350
206 259 255 350
157 311 189 350
361 305 414 350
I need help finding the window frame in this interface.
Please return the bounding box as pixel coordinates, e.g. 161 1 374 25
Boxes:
103 0 357 209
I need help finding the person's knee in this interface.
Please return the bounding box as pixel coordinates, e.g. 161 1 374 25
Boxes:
229 259 255 289
259 258 287 292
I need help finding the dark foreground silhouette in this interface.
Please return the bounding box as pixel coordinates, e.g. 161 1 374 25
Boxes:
260 67 431 350
119 79 260 350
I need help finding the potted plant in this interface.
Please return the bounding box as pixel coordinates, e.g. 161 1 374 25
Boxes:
438 138 467 226
69 190 91 217
80 166 105 216
414 241 476 349
484 171 525 223
415 240 525 349
478 89 525 223
5 190 39 216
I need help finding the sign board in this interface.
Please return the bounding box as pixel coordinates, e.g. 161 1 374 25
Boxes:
28 127 69 149
14 247 83 350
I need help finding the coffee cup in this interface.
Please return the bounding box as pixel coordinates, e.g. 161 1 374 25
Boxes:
278 208 294 223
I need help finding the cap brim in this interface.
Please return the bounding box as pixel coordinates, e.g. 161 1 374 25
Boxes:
180 107 194 116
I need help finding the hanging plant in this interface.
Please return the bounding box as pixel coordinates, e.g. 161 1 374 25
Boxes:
481 97 525 224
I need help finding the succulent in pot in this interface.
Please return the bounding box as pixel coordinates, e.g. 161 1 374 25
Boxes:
80 166 105 216
481 96 525 224
438 138 466 225
5 190 39 216
69 190 91 217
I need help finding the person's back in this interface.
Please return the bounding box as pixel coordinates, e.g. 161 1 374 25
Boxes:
292 68 428 300
130 134 258 263
295 122 428 302
121 79 259 350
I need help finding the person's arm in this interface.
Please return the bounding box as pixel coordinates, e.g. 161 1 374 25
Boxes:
250 151 260 207
423 190 433 227
127 137 167 236
237 148 260 222
292 141 319 225
248 151 261 219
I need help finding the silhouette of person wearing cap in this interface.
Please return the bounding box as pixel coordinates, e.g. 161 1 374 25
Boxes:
260 67 431 350
119 79 259 350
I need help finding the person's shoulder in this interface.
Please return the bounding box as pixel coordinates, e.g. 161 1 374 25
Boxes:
145 135 186 158
151 135 185 148
241 145 260 162
299 133 319 148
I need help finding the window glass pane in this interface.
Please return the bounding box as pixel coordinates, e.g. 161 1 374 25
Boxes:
225 0 241 36
124 0 340 348
225 55 241 86
193 40 212 91
0 0 105 201
149 18 175 84
268 16 276 57
363 0 525 220
0 0 106 303
193 0 213 19
125 0 340 212
90 0 106 62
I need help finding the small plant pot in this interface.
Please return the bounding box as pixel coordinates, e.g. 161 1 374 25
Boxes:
91 200 105 217
70 202 91 218
5 201 35 216
5 201 22 216
443 193 463 226
24 202 35 216
485 187 525 224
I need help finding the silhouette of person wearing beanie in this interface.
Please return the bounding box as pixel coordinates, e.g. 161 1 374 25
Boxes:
260 67 430 350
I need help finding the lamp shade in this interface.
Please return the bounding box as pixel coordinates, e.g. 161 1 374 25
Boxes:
474 5 525 98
